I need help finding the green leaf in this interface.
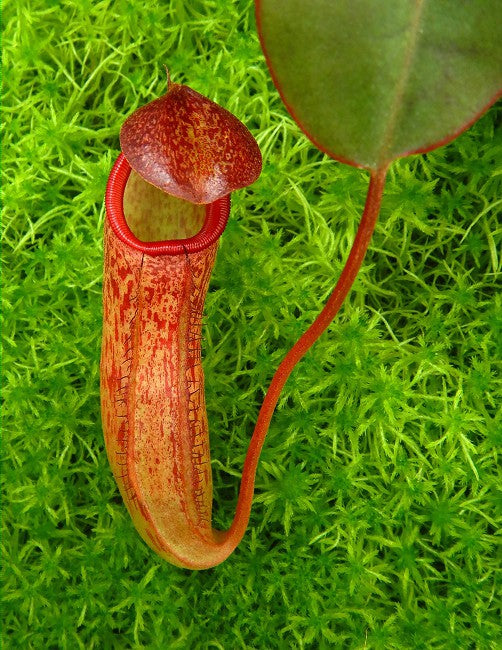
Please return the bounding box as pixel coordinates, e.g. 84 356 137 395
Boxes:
257 0 502 169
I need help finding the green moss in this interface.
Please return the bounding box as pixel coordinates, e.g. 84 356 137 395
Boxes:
3 0 501 647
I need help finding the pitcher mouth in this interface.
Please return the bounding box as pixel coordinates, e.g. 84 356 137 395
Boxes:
105 154 231 256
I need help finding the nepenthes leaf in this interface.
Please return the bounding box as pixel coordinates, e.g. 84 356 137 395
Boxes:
256 0 502 169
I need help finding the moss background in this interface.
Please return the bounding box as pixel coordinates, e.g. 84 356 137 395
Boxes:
2 1 501 648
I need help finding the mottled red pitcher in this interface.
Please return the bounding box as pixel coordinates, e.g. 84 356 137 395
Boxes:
101 154 241 569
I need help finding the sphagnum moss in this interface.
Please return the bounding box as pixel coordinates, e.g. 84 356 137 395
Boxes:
3 0 501 647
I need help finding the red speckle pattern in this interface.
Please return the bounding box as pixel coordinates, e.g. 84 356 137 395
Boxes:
120 83 262 204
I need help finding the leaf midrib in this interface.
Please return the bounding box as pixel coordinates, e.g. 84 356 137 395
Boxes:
378 0 426 167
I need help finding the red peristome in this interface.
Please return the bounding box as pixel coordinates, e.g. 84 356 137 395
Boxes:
105 155 231 256
120 83 262 204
